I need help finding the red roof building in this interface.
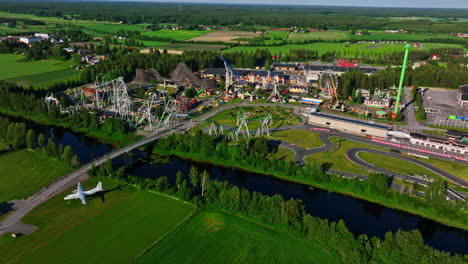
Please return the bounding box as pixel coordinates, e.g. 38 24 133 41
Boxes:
337 62 357 68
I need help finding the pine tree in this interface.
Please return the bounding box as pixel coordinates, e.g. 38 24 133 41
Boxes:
26 129 36 149
62 145 73 163
38 134 46 152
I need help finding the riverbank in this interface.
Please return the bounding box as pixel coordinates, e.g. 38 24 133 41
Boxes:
0 108 142 147
152 147 468 232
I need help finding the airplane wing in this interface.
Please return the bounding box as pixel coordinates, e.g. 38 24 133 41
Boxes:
79 191 86 205
77 182 84 193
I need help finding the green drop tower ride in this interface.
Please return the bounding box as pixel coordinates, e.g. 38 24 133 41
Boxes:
393 44 411 117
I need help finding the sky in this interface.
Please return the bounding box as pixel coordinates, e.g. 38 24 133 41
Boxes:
123 0 468 8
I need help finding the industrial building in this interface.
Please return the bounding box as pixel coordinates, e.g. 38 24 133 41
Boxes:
307 113 388 138
273 63 298 72
456 84 468 106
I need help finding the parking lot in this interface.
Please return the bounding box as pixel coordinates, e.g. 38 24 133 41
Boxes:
421 88 467 125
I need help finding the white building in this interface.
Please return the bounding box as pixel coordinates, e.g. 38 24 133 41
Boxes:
19 37 43 44
34 33 49 39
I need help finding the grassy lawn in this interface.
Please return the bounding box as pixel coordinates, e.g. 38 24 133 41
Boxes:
158 43 226 51
0 149 72 203
0 177 195 264
0 54 73 81
358 152 442 180
136 209 338 264
142 29 211 41
272 146 295 162
305 138 388 174
269 129 323 149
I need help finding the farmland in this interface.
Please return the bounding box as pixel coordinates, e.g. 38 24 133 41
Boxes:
158 43 226 51
142 29 211 41
135 209 338 264
225 42 422 57
5 68 80 86
0 54 75 82
289 31 349 41
0 149 71 203
0 177 195 264
188 30 257 43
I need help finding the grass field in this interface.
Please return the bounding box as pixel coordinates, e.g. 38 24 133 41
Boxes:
422 43 467 51
269 129 323 149
304 138 388 174
142 29 211 41
0 177 195 264
289 31 349 41
0 54 74 81
0 149 72 203
5 68 80 86
136 209 338 264
358 152 443 180
349 32 460 42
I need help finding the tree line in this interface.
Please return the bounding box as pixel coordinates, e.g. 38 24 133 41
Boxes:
0 116 80 167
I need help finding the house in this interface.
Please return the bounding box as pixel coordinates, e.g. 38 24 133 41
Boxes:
273 63 297 72
456 84 468 106
77 49 90 56
364 90 391 109
354 32 362 36
19 26 28 29
431 54 439 60
455 33 468 38
63 47 74 53
19 36 43 44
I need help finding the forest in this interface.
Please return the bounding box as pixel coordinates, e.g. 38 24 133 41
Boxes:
2 1 468 34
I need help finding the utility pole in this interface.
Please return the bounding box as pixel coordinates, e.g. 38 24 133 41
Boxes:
393 44 411 118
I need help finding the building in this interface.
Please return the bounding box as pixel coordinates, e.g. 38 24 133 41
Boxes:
200 68 288 85
409 133 468 155
307 113 388 138
19 36 43 44
303 65 379 78
34 33 49 39
456 84 468 106
273 63 298 72
364 90 391 109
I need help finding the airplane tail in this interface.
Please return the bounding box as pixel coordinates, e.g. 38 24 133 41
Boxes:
96 182 103 192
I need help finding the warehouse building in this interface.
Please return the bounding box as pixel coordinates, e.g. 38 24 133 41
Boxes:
307 113 388 138
456 84 468 106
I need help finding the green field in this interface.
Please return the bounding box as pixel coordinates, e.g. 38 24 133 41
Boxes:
5 68 81 86
0 150 72 203
136 209 338 264
225 42 421 57
305 138 388 174
0 178 195 264
0 54 74 81
349 32 460 42
422 43 467 51
358 152 443 180
289 31 349 41
142 29 211 41
269 129 323 149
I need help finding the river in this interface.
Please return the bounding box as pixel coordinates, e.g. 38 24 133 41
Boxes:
3 113 468 255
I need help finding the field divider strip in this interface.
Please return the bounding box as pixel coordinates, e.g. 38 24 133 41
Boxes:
130 208 201 263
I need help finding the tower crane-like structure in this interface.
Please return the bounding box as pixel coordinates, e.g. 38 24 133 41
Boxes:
393 44 411 119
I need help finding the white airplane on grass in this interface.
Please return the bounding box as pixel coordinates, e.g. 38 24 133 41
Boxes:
64 182 103 205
